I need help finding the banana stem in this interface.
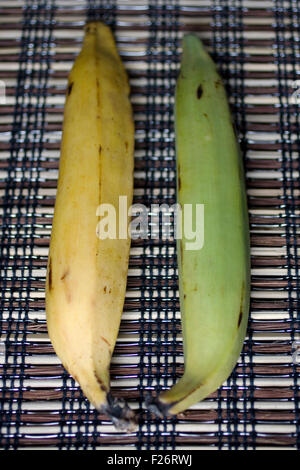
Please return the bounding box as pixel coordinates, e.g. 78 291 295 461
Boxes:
101 394 137 432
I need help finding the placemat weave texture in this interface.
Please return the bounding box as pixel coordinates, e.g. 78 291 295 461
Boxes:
0 0 300 450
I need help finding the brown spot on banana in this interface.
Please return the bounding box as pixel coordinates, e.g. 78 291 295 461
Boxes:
94 371 108 393
60 270 72 303
197 84 203 99
177 163 182 192
100 335 111 348
67 81 73 96
96 78 100 109
60 269 69 281
238 281 245 328
85 22 96 35
96 72 102 205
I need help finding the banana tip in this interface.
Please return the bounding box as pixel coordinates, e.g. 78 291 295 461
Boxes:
101 394 137 432
145 394 175 418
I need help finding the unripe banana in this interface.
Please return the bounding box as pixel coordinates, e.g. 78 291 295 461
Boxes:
45 22 135 429
147 35 250 416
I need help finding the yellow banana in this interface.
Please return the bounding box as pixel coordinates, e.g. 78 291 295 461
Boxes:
45 22 135 429
147 35 250 416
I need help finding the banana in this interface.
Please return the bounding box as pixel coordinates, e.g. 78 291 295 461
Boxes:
45 22 135 429
147 35 250 416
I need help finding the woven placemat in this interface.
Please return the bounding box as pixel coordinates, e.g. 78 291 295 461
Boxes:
0 0 299 450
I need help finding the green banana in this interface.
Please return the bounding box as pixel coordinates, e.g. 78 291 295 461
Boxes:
147 35 250 416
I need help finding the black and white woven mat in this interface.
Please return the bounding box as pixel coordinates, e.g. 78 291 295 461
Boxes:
0 0 299 450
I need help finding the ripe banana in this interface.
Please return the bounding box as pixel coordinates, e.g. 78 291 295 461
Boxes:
147 35 250 416
45 22 135 429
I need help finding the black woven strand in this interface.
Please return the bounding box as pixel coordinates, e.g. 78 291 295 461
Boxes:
288 0 300 449
0 1 29 451
134 0 179 450
0 0 56 450
141 0 161 450
274 0 300 450
168 0 180 451
236 0 255 452
17 0 56 450
157 0 180 451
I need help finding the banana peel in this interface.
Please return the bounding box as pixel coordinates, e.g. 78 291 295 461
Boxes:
46 22 135 430
147 35 250 416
